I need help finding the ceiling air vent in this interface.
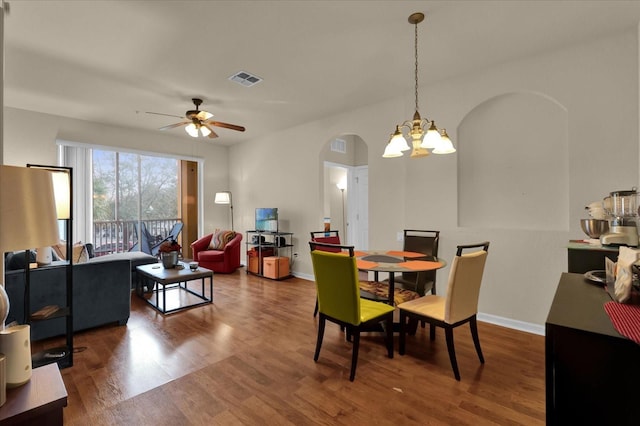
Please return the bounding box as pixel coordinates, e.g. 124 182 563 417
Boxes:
331 138 346 154
228 71 262 87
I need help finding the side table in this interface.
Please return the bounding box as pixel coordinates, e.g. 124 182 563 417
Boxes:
0 363 67 425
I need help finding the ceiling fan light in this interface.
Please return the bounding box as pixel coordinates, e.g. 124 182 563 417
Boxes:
200 126 212 137
432 128 456 154
185 123 199 137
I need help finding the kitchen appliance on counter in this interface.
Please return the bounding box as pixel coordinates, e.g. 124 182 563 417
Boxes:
600 189 640 246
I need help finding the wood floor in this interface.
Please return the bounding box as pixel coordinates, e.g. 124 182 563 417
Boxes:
33 269 545 425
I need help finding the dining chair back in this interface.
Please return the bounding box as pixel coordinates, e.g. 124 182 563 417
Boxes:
151 222 184 256
400 229 440 295
310 230 341 252
309 241 394 381
128 222 154 255
398 241 490 381
310 231 342 316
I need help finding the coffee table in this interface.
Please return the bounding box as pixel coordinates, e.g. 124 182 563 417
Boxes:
136 262 213 314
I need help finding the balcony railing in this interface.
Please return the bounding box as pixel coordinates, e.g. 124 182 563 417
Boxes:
93 219 181 257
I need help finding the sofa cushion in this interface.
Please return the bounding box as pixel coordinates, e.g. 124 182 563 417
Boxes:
90 251 158 269
5 250 37 270
209 229 236 250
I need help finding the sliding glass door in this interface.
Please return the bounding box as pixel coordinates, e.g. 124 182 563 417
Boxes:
92 150 180 256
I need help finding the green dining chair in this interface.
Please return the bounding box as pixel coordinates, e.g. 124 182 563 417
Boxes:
398 241 490 381
310 230 342 317
309 241 395 381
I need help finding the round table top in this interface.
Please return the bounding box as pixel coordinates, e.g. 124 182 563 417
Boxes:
354 250 446 273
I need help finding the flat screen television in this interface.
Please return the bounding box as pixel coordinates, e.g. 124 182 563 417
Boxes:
255 208 278 232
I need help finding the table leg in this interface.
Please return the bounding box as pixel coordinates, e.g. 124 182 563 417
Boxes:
388 273 395 306
163 282 166 313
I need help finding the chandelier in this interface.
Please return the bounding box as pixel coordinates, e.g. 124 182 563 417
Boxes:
383 12 456 159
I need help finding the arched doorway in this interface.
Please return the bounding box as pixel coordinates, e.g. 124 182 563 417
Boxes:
320 135 368 248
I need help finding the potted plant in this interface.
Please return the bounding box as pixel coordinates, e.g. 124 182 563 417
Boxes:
159 239 181 268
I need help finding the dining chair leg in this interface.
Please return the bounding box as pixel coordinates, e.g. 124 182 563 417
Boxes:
407 317 419 335
469 316 485 364
444 327 461 381
313 298 318 317
385 315 394 358
350 329 361 381
429 323 436 341
399 311 407 355
314 315 326 362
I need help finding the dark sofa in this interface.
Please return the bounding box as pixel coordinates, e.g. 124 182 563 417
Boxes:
4 251 158 341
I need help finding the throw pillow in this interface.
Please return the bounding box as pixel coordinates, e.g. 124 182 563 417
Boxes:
52 242 67 260
208 229 236 250
72 243 89 264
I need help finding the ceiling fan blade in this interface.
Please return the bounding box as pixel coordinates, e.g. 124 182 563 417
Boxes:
158 121 189 131
196 111 213 121
146 111 185 119
203 124 219 138
209 121 246 132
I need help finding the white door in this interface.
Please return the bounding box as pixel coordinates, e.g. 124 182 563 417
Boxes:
351 166 368 249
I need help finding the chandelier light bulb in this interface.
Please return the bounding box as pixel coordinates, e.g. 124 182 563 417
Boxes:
390 126 410 151
421 120 442 149
433 128 456 154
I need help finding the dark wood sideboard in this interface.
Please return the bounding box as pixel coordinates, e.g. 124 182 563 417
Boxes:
546 273 640 425
567 240 619 273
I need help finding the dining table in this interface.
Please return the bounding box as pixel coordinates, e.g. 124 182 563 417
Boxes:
354 249 447 305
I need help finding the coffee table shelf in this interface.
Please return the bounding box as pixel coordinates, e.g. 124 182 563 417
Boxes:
136 262 213 314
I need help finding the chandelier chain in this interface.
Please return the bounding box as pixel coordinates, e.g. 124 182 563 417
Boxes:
414 19 419 113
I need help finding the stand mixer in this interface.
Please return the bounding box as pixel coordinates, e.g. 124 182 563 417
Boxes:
600 189 640 246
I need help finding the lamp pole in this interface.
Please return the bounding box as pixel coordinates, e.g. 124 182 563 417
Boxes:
229 193 234 231
336 180 347 240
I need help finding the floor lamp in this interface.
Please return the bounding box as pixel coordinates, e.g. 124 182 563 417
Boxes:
336 181 347 240
215 191 234 231
0 165 60 388
28 164 73 369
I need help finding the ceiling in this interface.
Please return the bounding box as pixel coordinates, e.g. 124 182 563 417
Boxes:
4 1 640 146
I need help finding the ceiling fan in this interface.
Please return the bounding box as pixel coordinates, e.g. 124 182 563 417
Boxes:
146 98 245 138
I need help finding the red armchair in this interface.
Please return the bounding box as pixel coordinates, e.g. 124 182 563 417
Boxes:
191 232 243 273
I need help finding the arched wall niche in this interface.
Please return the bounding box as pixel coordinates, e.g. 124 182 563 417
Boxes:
457 91 569 231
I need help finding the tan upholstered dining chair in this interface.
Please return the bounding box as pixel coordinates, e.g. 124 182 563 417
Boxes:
398 241 490 380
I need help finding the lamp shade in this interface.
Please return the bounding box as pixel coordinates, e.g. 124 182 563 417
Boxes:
52 170 71 219
0 165 60 253
214 191 232 205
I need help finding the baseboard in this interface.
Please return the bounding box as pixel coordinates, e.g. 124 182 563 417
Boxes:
292 271 314 281
292 272 545 336
477 312 544 336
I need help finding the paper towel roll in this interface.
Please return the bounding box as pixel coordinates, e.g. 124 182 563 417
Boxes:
0 325 32 388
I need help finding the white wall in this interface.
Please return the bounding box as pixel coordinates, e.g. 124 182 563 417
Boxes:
2 107 232 235
2 28 637 331
229 29 639 330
